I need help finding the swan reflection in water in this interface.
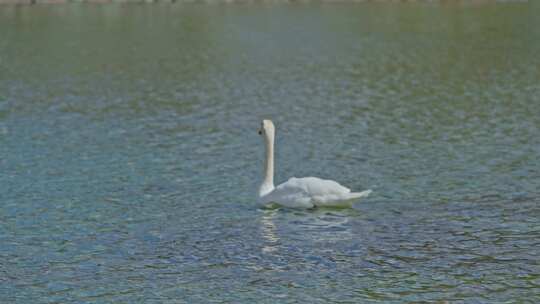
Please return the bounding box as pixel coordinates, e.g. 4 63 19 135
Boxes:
259 208 360 255
260 209 280 254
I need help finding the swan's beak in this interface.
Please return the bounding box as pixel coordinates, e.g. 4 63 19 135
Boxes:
258 129 262 135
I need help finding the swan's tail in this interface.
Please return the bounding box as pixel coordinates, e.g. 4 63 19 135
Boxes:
347 190 372 200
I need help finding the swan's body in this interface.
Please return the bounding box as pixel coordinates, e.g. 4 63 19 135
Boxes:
260 176 372 209
257 120 371 209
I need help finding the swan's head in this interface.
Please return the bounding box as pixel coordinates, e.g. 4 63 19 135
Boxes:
258 119 275 137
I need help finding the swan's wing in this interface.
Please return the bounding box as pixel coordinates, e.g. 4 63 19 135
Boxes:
261 177 368 208
281 177 369 207
283 177 351 196
260 178 316 208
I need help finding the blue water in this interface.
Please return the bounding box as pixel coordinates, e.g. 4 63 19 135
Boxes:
1 3 539 303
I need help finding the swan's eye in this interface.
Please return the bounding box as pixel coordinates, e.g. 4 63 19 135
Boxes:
258 130 263 135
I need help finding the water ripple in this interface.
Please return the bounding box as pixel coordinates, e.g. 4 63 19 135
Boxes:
1 2 540 303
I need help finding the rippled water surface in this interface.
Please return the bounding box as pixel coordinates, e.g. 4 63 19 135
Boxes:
1 3 540 303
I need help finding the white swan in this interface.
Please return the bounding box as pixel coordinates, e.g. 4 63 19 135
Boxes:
257 119 372 209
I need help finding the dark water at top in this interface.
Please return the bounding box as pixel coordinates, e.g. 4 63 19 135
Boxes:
1 2 539 303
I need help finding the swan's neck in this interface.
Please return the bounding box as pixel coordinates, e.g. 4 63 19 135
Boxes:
259 132 275 197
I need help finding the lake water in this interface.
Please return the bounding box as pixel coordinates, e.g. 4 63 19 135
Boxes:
1 2 539 303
